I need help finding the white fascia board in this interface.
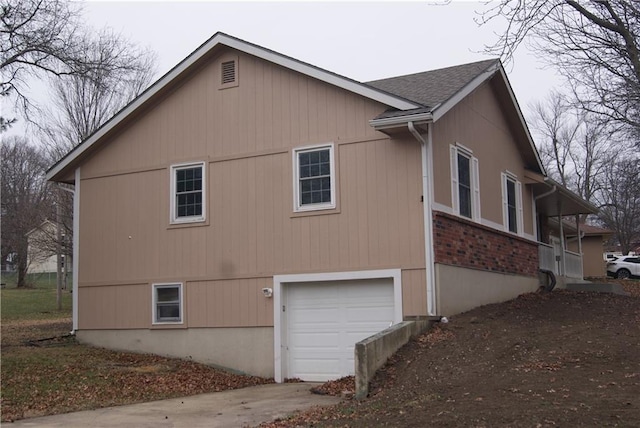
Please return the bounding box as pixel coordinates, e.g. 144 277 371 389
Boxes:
495 67 546 175
369 112 433 130
220 36 420 111
47 33 420 182
430 62 500 122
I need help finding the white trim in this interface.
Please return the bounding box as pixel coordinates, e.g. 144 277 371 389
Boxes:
170 161 207 224
151 282 184 325
72 168 80 332
425 124 437 316
496 67 545 175
292 143 336 212
369 113 433 130
272 268 403 383
431 62 500 122
47 33 419 182
449 144 480 223
501 172 524 237
432 202 454 214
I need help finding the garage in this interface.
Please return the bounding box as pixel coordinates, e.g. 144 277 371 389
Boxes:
283 278 396 382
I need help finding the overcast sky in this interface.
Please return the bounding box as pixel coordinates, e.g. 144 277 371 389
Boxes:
5 0 562 140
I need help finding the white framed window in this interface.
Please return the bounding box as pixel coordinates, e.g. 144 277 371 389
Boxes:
450 144 480 221
170 162 206 224
152 283 183 324
501 172 523 235
293 143 336 212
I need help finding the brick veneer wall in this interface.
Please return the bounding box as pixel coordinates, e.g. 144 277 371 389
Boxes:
433 211 539 277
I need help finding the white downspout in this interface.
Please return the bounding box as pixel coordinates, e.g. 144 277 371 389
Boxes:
408 122 437 316
72 167 81 333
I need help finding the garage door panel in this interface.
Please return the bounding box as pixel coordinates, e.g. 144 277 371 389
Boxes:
286 278 395 381
290 308 340 324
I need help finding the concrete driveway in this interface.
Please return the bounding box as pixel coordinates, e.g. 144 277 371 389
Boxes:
9 383 342 428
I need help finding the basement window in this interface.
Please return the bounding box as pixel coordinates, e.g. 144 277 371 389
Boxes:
152 283 183 324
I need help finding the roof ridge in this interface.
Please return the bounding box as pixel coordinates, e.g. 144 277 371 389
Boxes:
366 58 500 84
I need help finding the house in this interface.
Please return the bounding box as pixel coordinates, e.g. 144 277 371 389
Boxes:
46 33 596 382
26 220 58 274
567 223 614 278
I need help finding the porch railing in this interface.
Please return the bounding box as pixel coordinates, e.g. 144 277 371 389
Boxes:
537 243 584 279
564 250 583 279
538 243 556 274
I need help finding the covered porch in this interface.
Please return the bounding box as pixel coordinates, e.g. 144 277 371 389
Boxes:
525 173 599 283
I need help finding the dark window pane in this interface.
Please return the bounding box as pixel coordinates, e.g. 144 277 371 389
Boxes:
320 149 329 162
321 177 330 190
459 186 471 218
157 304 180 320
299 152 309 166
309 151 319 164
457 154 470 187
506 179 517 232
157 287 179 302
175 166 203 218
298 149 332 207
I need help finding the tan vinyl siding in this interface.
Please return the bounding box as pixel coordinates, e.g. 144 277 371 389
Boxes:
76 47 428 329
79 284 150 329
187 279 274 327
401 269 427 317
432 80 535 236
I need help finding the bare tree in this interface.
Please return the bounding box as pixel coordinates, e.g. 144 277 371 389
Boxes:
529 91 615 204
1 0 154 129
479 0 640 140
597 158 640 255
0 136 53 287
41 29 156 154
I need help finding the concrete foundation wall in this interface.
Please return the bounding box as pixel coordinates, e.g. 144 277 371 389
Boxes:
77 327 274 378
436 263 539 316
354 318 432 399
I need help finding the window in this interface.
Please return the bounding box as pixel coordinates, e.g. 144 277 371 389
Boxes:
170 162 205 224
501 172 523 235
450 144 480 221
152 283 183 324
293 144 336 212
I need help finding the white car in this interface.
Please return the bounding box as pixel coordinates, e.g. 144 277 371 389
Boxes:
607 256 640 279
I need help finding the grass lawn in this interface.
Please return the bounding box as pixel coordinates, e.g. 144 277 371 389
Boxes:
0 273 271 423
1 273 72 321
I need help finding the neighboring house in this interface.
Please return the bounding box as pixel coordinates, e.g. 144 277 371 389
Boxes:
26 220 57 274
567 224 614 278
46 33 596 382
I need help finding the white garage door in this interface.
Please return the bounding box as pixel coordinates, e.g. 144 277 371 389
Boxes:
285 278 395 382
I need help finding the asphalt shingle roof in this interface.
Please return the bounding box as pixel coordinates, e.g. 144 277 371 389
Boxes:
366 59 500 109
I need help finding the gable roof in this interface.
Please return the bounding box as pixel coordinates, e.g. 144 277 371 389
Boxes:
367 59 499 110
46 32 421 182
46 32 544 181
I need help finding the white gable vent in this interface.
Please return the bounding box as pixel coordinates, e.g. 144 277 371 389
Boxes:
221 60 236 85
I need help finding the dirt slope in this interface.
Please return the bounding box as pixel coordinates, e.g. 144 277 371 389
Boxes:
266 287 640 427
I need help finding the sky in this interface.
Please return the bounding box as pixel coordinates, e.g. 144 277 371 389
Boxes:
4 0 562 140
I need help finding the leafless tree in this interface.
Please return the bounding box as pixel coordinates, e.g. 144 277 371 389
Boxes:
1 0 155 129
478 0 640 141
529 91 616 204
597 158 640 255
41 29 157 155
0 136 53 287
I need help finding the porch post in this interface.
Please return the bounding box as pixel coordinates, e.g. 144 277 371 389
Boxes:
576 214 583 279
558 201 566 277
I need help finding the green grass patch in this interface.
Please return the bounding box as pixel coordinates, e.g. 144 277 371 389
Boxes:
1 282 72 322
